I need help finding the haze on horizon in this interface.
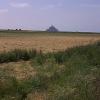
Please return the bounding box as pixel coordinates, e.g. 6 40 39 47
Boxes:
0 0 100 32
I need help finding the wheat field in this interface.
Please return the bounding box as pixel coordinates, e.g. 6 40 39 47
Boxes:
0 35 100 52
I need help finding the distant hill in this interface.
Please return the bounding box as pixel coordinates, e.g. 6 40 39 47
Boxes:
46 25 59 32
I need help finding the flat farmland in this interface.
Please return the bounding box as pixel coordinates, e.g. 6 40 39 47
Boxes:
0 31 100 100
0 33 100 52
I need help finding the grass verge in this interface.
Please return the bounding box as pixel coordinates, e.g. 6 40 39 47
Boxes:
0 42 100 100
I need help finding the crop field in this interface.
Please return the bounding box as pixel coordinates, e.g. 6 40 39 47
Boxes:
0 31 100 52
0 31 100 100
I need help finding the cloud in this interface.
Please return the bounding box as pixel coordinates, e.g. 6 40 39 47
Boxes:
41 3 63 10
0 9 8 14
10 2 30 8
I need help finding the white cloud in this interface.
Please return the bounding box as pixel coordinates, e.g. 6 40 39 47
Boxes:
41 3 63 10
10 2 30 8
0 9 8 14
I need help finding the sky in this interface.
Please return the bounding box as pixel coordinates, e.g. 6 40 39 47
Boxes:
0 0 100 32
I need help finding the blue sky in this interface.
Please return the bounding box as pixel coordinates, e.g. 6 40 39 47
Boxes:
0 0 100 32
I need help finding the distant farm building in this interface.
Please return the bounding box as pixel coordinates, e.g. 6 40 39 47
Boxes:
46 25 59 32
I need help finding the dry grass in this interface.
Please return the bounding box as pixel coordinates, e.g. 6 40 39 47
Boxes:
0 35 100 53
0 61 36 80
27 92 47 100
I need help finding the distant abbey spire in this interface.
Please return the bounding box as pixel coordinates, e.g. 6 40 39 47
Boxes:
46 25 59 32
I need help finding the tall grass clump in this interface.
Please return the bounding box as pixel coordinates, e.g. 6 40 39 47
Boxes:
0 49 37 63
